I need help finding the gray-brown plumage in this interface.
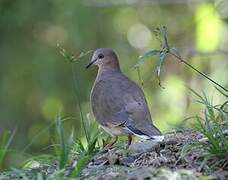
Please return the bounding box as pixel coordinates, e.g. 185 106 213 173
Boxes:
86 48 163 148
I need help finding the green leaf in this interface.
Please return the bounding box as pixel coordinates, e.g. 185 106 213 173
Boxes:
156 50 167 88
135 49 160 67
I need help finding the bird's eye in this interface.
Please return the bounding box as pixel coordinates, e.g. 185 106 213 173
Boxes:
98 54 104 59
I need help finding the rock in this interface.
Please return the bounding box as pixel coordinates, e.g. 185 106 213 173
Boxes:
163 138 178 145
126 167 154 180
107 150 119 165
129 140 160 153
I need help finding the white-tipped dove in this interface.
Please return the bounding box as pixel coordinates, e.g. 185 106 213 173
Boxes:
86 48 163 148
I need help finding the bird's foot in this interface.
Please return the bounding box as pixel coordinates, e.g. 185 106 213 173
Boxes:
125 135 132 149
103 136 118 150
104 143 115 150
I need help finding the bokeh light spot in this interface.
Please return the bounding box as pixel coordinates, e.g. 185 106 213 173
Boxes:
41 97 63 121
127 24 152 49
195 3 223 52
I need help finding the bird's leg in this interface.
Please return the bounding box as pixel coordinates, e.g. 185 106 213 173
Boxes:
104 136 118 150
126 135 132 148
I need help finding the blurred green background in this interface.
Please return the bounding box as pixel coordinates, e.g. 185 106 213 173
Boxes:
0 0 227 166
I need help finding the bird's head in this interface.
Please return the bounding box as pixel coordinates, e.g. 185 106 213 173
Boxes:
86 48 120 70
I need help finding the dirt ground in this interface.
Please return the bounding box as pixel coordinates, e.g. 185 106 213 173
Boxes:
0 129 227 180
80 129 228 180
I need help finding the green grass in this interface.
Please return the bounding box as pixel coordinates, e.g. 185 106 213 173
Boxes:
20 113 101 179
0 129 16 169
55 113 75 170
53 113 101 178
55 46 101 178
190 88 228 158
70 132 100 178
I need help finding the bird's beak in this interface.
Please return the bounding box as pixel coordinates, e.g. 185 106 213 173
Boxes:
86 58 97 69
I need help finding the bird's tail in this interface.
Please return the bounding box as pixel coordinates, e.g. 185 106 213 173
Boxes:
125 125 164 142
149 135 164 142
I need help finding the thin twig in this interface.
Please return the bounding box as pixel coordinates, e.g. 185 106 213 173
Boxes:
136 67 144 88
198 158 207 172
169 52 228 93
71 65 89 143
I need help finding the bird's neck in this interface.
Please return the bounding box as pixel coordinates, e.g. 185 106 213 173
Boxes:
96 66 121 82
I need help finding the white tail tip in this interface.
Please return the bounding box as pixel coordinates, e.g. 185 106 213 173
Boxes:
150 135 164 142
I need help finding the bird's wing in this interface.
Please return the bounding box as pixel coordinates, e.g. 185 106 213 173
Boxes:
119 76 162 138
124 101 162 139
91 78 127 126
91 72 161 138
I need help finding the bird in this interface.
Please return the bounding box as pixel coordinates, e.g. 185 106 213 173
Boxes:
86 48 164 148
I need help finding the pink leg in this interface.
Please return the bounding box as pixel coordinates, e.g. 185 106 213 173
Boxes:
127 135 132 148
104 136 118 149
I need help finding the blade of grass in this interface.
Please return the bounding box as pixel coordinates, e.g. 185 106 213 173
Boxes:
0 129 16 169
70 154 92 178
56 113 67 169
71 136 99 178
56 113 75 170
22 117 75 152
157 50 167 88
192 90 228 158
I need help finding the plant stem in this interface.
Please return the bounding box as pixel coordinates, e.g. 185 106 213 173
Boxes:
170 52 228 93
71 65 89 143
136 67 144 88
